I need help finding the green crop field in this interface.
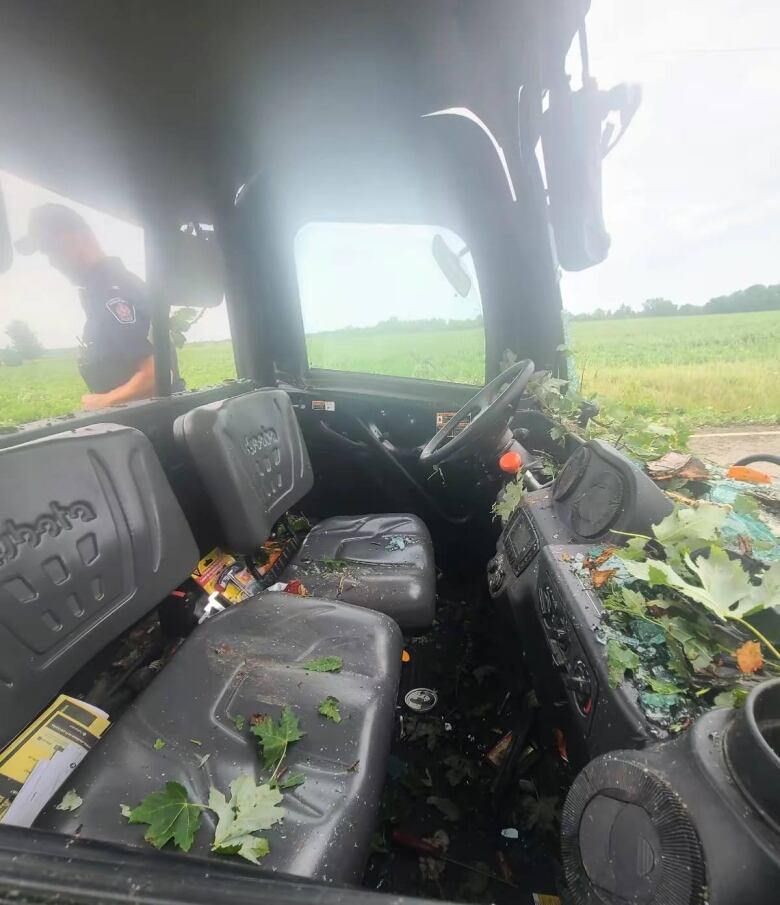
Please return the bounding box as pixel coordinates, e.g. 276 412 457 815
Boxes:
1 310 779 429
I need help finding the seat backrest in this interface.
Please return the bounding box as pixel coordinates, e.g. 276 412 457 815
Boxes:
174 389 314 554
0 424 198 746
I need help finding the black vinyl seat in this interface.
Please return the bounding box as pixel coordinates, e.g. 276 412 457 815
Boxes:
284 513 434 632
0 425 402 884
39 592 401 883
0 424 198 747
174 389 436 632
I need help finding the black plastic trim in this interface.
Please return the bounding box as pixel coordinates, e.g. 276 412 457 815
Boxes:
0 825 437 905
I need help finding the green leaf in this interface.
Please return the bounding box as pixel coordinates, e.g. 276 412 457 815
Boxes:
317 696 341 723
652 504 728 564
714 687 749 709
251 707 305 769
208 774 283 864
318 557 348 572
234 714 246 732
747 561 780 612
120 803 132 818
549 425 567 445
55 789 82 812
613 535 648 561
153 738 166 750
491 474 525 524
275 772 305 791
647 676 682 694
303 656 343 673
647 563 671 587
621 587 648 616
607 639 640 687
126 782 203 852
624 550 756 622
683 547 756 619
665 616 719 670
732 494 760 517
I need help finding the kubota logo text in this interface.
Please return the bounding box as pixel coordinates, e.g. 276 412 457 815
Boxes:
0 501 96 567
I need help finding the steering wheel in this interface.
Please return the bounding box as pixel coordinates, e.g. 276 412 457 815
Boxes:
420 360 535 466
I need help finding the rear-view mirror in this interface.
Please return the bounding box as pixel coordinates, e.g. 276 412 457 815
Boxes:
0 183 13 273
431 233 472 298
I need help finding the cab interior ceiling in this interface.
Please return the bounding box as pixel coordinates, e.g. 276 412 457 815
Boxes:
0 0 585 376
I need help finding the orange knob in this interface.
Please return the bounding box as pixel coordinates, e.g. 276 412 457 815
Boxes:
499 451 523 474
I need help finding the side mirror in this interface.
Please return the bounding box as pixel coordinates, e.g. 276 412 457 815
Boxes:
0 183 13 273
541 79 641 272
431 233 472 298
162 223 225 308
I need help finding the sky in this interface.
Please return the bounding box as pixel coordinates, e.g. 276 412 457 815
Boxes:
566 0 780 314
1 0 779 346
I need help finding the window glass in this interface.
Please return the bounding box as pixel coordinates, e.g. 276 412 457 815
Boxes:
295 222 485 384
172 303 236 392
0 170 146 428
169 221 236 392
0 172 236 430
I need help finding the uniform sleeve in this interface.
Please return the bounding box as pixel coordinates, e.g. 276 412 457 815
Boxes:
99 279 154 366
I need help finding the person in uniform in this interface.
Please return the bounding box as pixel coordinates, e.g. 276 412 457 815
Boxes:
15 203 156 411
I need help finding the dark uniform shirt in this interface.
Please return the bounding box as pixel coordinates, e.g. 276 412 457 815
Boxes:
78 257 154 393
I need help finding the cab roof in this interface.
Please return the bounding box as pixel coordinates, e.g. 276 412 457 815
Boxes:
0 0 584 225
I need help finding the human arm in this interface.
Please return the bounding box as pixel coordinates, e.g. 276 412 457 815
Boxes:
81 354 156 410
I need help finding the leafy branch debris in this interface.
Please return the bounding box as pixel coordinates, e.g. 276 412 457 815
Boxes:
318 696 342 722
303 655 343 672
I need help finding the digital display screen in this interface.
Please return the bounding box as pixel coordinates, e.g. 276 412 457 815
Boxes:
505 510 539 575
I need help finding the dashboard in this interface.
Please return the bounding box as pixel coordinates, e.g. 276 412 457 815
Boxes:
487 439 673 764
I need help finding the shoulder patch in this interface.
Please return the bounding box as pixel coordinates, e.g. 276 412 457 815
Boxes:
106 297 136 324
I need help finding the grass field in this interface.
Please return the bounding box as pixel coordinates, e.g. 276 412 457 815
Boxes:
1 310 778 429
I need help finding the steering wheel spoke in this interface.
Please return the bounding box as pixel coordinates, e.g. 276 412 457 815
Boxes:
419 360 535 467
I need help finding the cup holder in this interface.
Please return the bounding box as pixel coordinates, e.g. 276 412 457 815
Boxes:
725 678 780 828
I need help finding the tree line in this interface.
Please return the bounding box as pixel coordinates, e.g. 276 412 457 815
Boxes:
1 320 43 365
571 283 780 321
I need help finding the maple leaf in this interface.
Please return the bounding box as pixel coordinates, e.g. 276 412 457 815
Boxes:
624 548 755 622
736 640 764 674
207 774 284 863
153 738 166 750
303 656 343 672
55 789 82 812
492 475 525 524
747 561 780 612
251 706 305 769
683 548 755 619
621 587 648 615
317 696 341 723
275 772 305 791
126 782 203 852
651 504 727 553
607 639 640 687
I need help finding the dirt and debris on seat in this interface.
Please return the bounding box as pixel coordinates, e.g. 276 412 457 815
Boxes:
365 583 570 903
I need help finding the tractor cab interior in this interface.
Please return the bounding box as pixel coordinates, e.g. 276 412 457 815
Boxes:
1 3 779 905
